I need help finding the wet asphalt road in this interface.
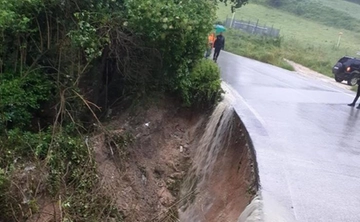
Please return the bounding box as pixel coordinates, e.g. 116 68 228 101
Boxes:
218 52 360 222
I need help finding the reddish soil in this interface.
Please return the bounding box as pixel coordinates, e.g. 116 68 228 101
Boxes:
92 99 208 221
179 112 257 222
201 119 257 222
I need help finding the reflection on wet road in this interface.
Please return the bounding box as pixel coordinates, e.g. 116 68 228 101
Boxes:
218 52 360 222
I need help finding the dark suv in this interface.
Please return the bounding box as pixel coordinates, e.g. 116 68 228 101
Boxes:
332 56 360 86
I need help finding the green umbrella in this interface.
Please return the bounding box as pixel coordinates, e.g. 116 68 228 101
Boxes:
214 24 226 33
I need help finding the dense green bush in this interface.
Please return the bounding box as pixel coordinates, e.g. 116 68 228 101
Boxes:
125 0 216 93
180 59 222 106
0 72 52 130
1 0 219 123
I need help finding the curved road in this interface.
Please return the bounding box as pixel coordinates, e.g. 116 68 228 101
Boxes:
218 52 360 222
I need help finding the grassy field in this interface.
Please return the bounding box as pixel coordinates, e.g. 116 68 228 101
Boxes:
217 3 360 49
315 0 360 20
216 2 360 76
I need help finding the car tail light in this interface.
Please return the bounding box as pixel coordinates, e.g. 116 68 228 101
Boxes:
347 67 351 72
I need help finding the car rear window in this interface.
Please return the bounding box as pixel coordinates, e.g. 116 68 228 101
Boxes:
339 57 351 63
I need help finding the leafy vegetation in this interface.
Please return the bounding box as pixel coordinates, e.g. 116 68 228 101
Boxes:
125 0 217 99
0 71 52 130
0 0 223 221
217 0 249 8
181 59 222 106
0 128 124 221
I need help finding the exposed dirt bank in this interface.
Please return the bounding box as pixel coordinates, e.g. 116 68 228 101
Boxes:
92 99 207 221
27 97 257 222
179 103 258 222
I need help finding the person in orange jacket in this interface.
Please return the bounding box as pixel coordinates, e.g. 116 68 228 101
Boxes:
205 32 216 58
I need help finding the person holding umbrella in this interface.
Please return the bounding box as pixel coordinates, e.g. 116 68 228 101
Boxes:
213 25 226 63
213 32 225 63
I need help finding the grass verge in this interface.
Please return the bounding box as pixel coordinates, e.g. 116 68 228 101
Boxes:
224 29 352 76
225 30 294 71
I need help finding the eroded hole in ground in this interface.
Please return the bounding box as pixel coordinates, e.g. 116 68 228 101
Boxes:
90 98 257 222
179 101 258 222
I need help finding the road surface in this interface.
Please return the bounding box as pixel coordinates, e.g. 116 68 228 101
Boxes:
218 52 360 222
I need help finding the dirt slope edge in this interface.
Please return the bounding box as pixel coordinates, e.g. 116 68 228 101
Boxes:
92 98 208 221
179 106 259 222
